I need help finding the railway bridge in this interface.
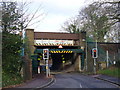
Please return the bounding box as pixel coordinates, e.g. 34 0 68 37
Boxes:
25 29 86 75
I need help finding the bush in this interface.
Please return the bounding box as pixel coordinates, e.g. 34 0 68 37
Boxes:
2 72 23 87
2 32 23 74
2 32 23 87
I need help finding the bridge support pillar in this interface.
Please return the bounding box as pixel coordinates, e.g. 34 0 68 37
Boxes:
74 53 81 71
22 29 35 81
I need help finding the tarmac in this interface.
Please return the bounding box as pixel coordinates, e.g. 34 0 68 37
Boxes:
2 73 120 89
33 73 120 88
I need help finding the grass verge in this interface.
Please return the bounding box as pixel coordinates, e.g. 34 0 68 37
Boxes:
97 66 120 78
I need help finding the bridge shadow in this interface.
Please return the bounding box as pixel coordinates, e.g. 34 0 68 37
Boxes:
50 53 74 71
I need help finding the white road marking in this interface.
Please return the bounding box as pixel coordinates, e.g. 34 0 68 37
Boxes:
80 83 82 88
46 77 56 88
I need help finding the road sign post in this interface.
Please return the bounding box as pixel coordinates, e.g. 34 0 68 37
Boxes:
106 50 109 68
48 68 50 76
92 48 98 74
43 49 49 77
46 59 49 77
38 66 40 74
93 58 96 74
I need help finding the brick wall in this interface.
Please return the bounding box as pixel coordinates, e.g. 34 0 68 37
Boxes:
26 29 35 54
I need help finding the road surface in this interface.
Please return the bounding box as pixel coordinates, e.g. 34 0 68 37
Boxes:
46 73 119 88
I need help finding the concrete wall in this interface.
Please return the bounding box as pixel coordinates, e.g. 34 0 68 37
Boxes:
87 47 94 72
78 32 86 48
74 53 81 71
72 32 86 72
78 32 86 71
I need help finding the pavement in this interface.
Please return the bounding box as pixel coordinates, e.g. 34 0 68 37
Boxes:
91 74 120 86
5 74 55 89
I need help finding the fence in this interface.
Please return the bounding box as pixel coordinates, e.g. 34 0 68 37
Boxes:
87 42 120 72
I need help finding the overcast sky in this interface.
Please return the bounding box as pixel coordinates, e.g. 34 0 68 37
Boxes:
9 0 102 32
24 0 100 32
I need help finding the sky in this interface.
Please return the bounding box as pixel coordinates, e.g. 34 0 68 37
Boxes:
25 0 98 32
4 0 100 32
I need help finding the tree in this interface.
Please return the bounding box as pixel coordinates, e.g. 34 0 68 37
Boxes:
1 1 44 82
61 17 81 33
78 1 120 42
78 2 117 42
2 2 23 76
101 1 120 42
2 2 21 33
2 1 44 33
103 1 120 23
62 1 118 42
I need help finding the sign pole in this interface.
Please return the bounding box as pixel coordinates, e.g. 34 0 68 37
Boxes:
92 47 98 74
46 59 48 77
95 40 97 74
94 58 96 74
48 68 50 76
43 49 49 77
38 66 40 74
106 50 109 68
